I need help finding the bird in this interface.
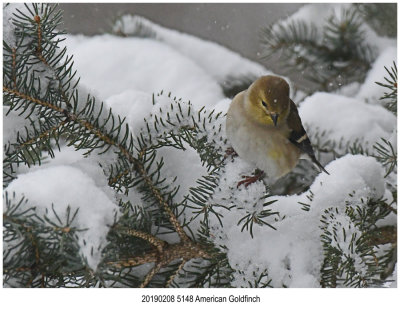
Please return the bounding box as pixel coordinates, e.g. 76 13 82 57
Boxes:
225 75 329 187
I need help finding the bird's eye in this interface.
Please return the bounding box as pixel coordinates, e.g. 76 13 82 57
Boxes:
262 101 267 108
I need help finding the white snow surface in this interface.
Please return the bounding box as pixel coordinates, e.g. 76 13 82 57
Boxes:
299 92 397 153
156 142 207 205
106 90 154 136
3 3 26 47
112 15 270 82
65 34 225 110
208 154 389 287
5 165 120 270
3 106 33 147
356 46 397 104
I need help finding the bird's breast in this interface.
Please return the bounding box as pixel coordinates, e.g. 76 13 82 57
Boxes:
226 106 301 181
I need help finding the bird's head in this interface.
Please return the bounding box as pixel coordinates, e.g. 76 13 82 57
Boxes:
245 75 291 127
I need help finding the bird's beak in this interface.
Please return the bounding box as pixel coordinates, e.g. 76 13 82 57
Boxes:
270 113 279 126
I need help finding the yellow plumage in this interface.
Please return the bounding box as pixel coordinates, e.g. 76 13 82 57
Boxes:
226 75 328 186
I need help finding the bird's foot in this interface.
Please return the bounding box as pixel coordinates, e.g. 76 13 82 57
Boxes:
224 147 238 162
225 147 238 159
237 170 265 188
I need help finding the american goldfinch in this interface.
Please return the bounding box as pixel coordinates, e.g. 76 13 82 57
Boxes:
226 75 328 187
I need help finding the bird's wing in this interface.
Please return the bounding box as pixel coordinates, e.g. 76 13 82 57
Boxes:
286 99 329 174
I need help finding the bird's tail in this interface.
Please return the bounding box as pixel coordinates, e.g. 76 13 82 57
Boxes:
310 155 330 175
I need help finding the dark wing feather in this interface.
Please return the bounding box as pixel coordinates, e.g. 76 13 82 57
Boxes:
286 100 329 175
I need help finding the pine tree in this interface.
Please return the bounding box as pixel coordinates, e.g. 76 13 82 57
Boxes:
3 3 397 288
355 3 397 38
260 6 375 93
2 3 273 288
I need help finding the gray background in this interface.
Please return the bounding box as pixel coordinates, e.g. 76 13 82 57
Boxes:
58 3 304 71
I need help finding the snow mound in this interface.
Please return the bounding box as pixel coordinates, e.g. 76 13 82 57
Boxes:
5 165 120 269
3 3 27 47
65 34 224 109
105 89 154 136
3 106 34 146
299 92 396 153
306 154 387 210
217 154 388 287
112 15 270 82
356 46 397 104
156 142 208 204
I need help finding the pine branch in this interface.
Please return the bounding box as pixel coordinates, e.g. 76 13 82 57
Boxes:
8 3 394 289
320 196 396 287
260 7 375 92
3 117 66 186
4 4 229 288
373 138 397 178
220 74 258 98
355 3 397 38
5 77 217 288
375 61 397 115
3 193 86 287
4 86 192 249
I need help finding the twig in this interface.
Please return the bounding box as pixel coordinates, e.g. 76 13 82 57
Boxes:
12 48 17 89
166 259 187 287
137 149 190 243
34 15 48 65
123 228 166 253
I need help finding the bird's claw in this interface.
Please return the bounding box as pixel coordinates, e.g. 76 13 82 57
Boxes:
224 147 238 159
237 171 264 188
